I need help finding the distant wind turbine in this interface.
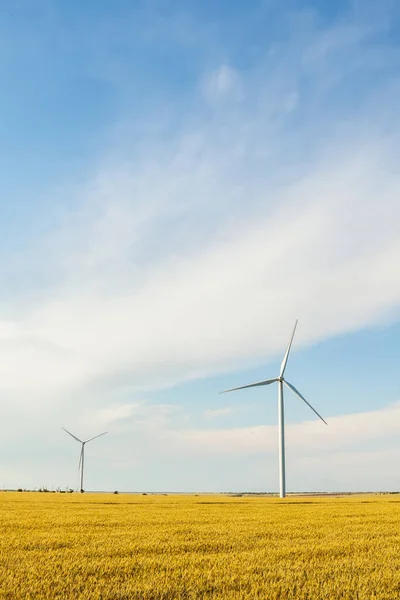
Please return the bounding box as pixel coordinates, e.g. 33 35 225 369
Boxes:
62 428 107 493
220 320 327 498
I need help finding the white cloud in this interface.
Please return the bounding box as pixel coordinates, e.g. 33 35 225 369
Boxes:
51 399 400 492
88 403 137 430
3 139 399 400
85 401 181 434
203 407 234 419
169 401 400 455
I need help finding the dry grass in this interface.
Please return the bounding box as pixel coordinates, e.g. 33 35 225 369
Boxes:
1 492 400 599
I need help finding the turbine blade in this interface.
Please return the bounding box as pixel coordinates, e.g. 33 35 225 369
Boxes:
284 380 327 425
78 446 83 470
220 378 278 394
85 431 108 444
62 428 83 444
280 320 298 377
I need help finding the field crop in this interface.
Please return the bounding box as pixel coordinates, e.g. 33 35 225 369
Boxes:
1 492 400 599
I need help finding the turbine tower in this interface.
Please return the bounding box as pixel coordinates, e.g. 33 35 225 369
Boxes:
221 320 327 498
62 428 107 493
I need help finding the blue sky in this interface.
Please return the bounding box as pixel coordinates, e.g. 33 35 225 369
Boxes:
1 0 400 493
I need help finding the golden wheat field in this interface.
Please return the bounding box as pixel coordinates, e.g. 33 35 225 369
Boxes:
1 492 400 599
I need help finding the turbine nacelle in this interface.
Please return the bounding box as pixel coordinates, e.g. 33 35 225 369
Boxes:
220 320 326 425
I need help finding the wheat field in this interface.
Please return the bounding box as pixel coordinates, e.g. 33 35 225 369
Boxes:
1 492 400 599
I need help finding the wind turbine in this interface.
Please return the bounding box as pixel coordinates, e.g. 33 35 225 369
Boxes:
62 428 107 493
220 320 327 498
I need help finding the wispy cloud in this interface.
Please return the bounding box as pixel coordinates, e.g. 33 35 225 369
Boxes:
170 401 400 455
203 407 235 419
4 132 399 400
201 65 242 103
88 404 137 430
55 398 400 492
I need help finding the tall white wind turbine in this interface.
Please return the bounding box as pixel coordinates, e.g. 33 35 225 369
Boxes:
62 428 107 493
220 320 327 498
